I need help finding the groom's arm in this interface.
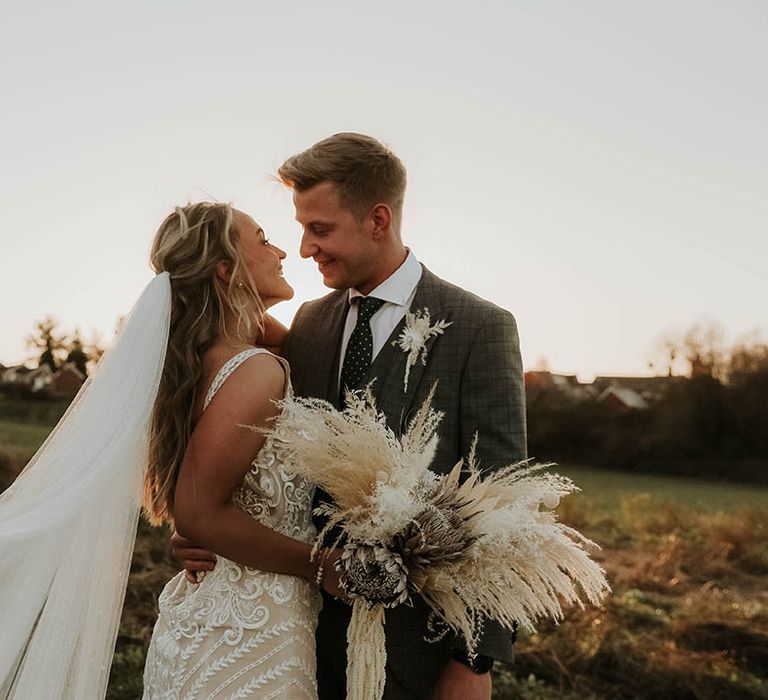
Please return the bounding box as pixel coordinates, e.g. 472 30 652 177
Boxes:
432 306 526 697
460 306 527 467
451 306 526 667
280 301 308 376
260 314 289 355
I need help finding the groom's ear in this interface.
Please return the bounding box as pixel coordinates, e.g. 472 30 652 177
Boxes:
215 260 233 284
370 204 392 240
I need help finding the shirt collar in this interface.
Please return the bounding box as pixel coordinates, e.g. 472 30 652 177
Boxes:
348 249 421 307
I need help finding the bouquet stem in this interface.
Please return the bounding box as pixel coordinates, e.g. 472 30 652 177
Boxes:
346 600 386 700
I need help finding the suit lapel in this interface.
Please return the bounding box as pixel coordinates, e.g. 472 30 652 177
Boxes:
308 292 349 407
367 267 446 431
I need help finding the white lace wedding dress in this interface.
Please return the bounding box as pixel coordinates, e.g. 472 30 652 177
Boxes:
142 348 321 699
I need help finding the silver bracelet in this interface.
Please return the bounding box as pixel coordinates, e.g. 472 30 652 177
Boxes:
313 548 327 586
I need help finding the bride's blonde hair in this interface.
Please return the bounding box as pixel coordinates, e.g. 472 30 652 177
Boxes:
144 202 265 526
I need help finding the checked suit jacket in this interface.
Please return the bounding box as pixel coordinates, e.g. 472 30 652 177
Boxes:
282 264 527 699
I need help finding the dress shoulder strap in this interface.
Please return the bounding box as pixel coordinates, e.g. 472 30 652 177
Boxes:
203 348 291 411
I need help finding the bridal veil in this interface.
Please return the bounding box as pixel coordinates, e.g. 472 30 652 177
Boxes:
0 273 171 698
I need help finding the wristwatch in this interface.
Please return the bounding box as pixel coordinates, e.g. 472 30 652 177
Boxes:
450 649 495 674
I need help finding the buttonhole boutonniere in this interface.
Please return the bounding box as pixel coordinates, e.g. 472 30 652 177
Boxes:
393 308 452 392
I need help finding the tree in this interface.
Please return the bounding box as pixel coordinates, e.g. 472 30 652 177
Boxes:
85 329 107 368
728 332 768 379
682 321 727 380
26 316 67 371
650 323 728 380
65 330 89 377
650 330 683 377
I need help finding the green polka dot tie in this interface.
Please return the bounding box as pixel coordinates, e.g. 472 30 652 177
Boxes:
340 296 386 405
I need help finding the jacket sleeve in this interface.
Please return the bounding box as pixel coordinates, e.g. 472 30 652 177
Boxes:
459 307 527 468
281 302 306 364
453 307 527 662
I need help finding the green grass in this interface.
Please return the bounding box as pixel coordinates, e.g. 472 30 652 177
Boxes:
558 464 768 514
0 397 70 489
0 394 70 424
0 418 53 453
0 418 61 490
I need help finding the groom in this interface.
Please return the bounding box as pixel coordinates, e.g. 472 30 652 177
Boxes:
277 133 527 700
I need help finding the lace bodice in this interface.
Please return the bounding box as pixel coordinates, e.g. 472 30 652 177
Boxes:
143 348 320 699
205 349 316 544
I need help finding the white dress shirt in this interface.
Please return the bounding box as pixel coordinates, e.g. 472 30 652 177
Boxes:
338 250 422 385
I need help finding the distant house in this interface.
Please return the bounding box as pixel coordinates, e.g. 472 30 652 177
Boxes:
590 375 676 403
51 363 86 397
30 365 53 392
525 370 672 412
597 385 649 412
1 362 84 397
2 364 33 385
525 371 596 403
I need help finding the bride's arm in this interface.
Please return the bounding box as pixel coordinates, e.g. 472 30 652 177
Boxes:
173 354 313 580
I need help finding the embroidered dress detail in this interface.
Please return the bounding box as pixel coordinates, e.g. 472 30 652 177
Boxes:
143 348 320 699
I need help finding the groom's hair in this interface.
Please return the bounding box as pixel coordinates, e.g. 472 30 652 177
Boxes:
278 132 407 228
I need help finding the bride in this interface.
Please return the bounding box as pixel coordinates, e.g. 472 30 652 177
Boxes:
0 201 343 699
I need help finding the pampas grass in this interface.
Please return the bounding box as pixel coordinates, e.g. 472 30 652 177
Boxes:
267 387 610 700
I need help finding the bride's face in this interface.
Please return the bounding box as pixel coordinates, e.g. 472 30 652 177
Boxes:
233 210 294 307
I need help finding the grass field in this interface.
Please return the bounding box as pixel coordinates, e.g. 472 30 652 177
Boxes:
560 465 768 515
487 464 768 699
0 396 70 481
112 469 768 699
1 404 766 699
0 419 52 461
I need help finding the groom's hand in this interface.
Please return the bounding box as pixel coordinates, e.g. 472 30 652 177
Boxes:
259 314 289 355
170 530 217 583
429 660 491 700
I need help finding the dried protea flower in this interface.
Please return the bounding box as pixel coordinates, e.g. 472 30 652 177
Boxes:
392 496 475 592
340 543 410 607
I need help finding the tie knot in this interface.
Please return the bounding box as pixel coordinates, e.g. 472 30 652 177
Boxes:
356 296 385 322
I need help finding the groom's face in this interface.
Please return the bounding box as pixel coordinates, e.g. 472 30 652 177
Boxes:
294 181 378 291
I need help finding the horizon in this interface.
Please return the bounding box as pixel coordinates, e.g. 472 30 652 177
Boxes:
3 308 751 384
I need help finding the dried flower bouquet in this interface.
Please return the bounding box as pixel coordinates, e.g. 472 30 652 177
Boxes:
265 386 610 700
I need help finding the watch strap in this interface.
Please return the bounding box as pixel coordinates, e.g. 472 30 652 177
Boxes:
450 649 495 674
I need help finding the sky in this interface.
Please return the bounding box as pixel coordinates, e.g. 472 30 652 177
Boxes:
1 1 766 380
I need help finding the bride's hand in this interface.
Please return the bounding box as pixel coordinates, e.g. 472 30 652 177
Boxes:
320 548 350 602
170 530 217 583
